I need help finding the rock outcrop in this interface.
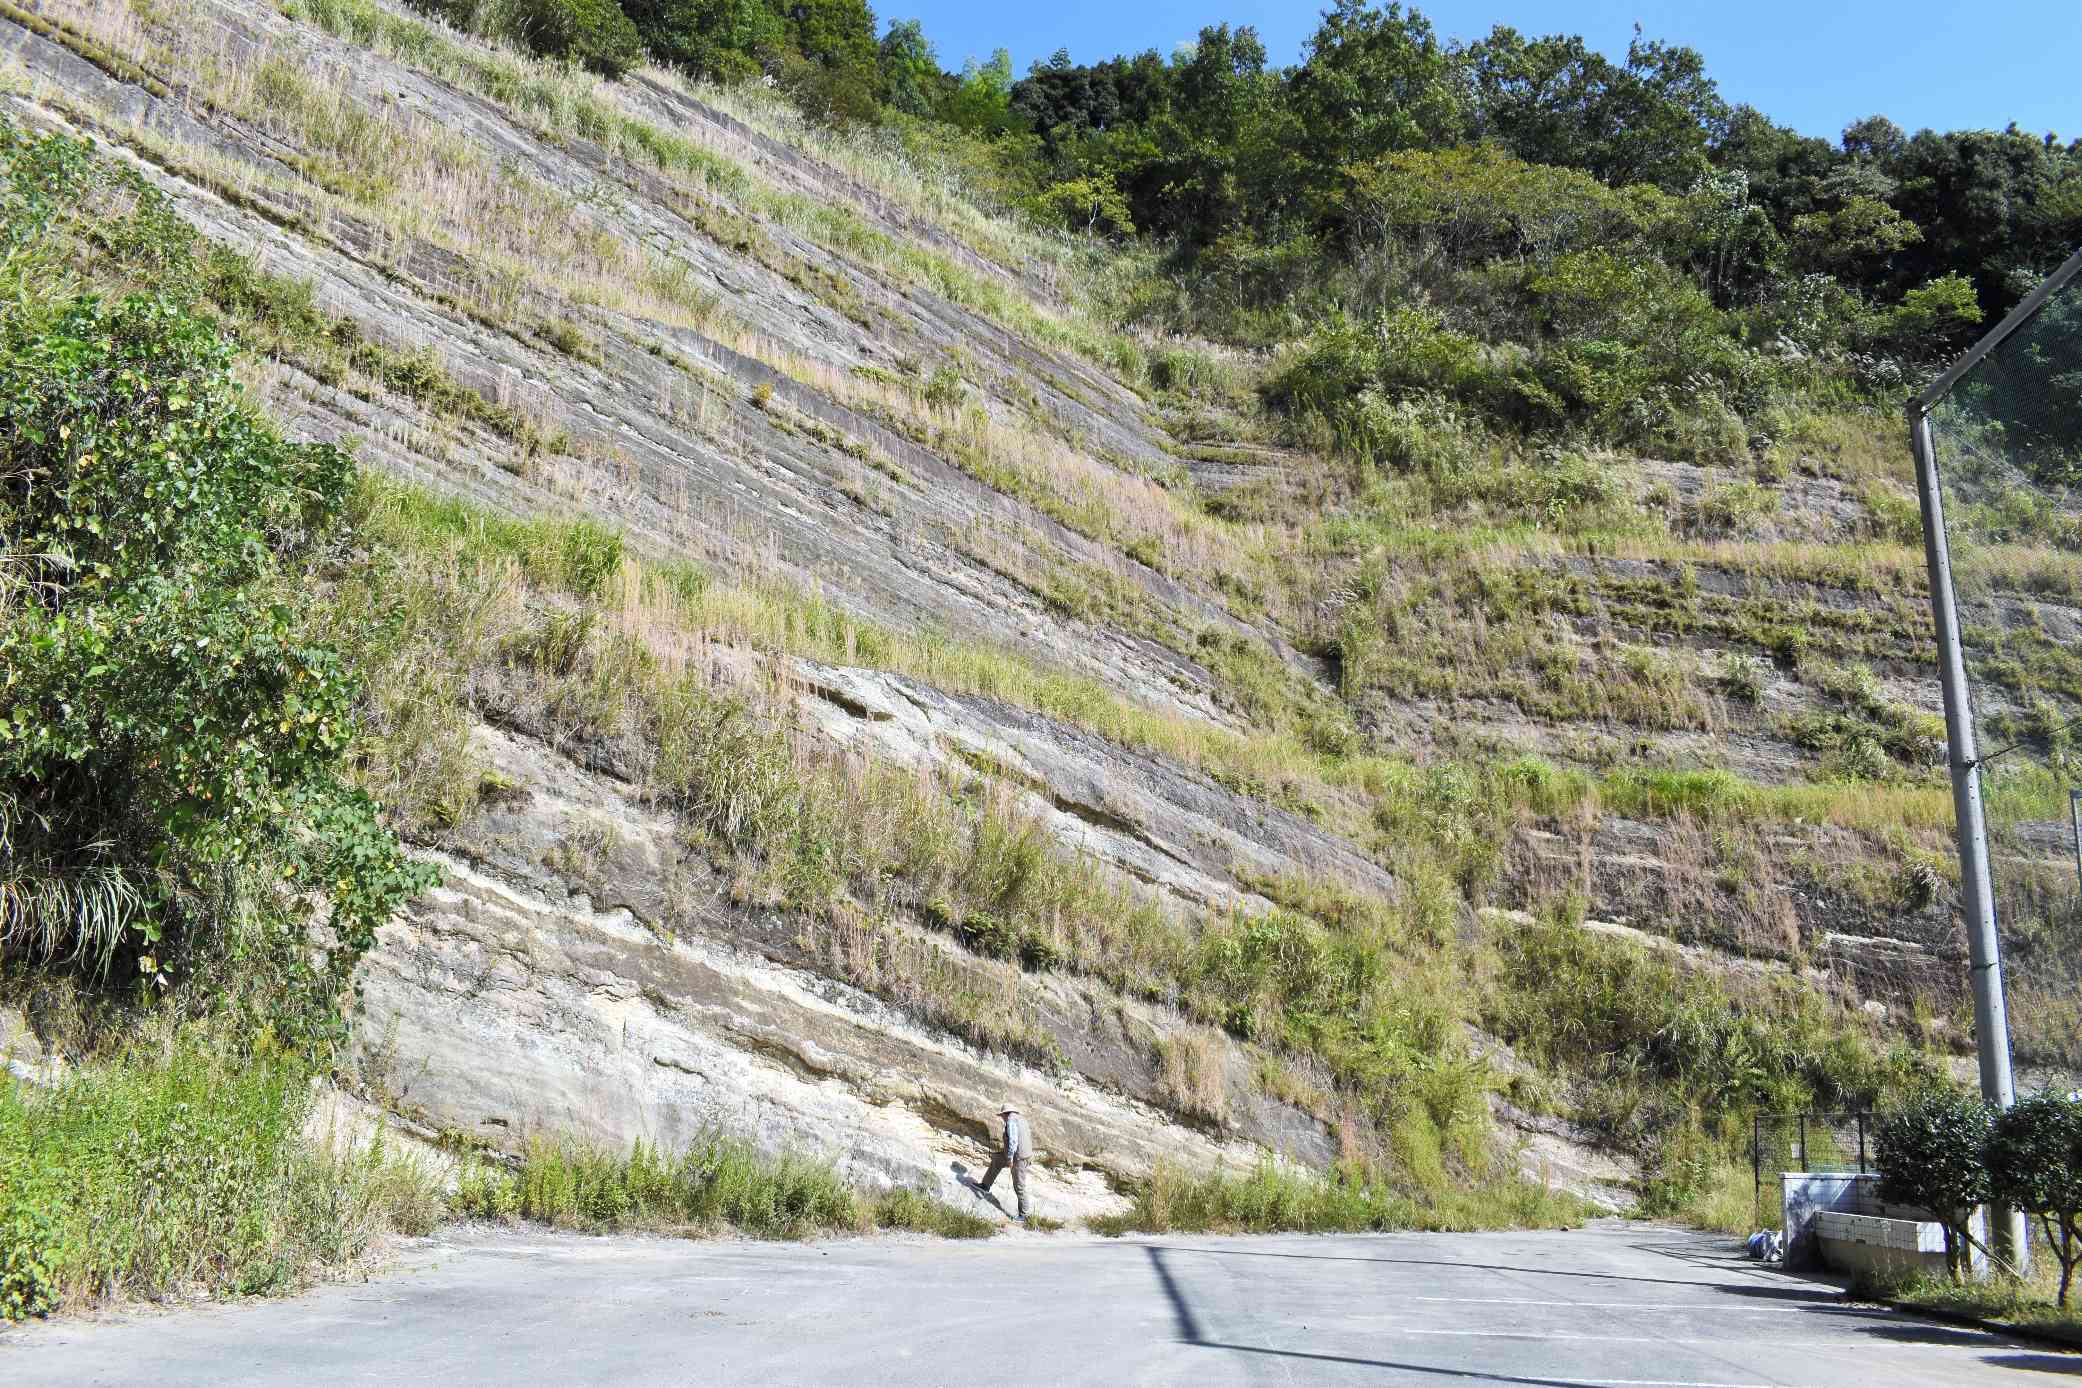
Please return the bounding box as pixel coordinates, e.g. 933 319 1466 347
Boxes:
355 723 1334 1220
28 0 2051 1215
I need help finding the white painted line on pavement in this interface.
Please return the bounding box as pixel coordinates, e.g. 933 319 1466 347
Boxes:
1531 1380 1821 1388
1383 1327 2008 1351
1406 1296 1899 1314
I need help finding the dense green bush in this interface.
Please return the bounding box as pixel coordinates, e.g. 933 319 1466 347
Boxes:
1264 308 1498 429
621 0 783 81
0 1034 444 1318
0 1200 57 1321
0 288 431 993
409 0 643 76
1988 1092 2082 1305
0 120 431 1031
1876 1089 1994 1282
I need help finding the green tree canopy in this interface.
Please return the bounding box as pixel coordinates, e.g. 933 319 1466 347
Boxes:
1290 0 1464 209
1876 1090 1994 1281
1463 25 1727 192
1988 1092 2082 1306
622 0 786 81
938 49 1019 135
876 18 943 118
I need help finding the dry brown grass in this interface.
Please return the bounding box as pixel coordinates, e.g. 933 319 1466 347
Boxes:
22 0 1290 630
1157 1025 1232 1127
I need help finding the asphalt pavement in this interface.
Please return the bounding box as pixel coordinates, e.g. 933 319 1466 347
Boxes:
4 1220 2074 1385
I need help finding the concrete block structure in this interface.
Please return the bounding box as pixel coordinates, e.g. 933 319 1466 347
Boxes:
1781 1171 1984 1278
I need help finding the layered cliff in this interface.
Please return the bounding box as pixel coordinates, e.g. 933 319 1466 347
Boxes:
7 0 2072 1222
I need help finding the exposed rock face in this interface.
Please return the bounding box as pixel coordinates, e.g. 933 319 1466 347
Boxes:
356 723 1332 1220
26 0 2028 1210
787 660 1394 915
3 0 1262 727
2 1 1387 1210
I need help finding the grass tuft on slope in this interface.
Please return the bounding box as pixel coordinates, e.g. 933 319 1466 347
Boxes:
450 1135 997 1240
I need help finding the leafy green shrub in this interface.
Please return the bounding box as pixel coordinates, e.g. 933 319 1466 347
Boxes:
1876 1089 1994 1282
1341 145 1642 267
622 0 785 82
1988 1092 2082 1306
0 288 432 986
0 1198 57 1322
537 317 592 359
1029 176 1136 240
0 1037 442 1313
1885 273 1984 356
921 364 965 410
411 0 644 77
1719 654 1769 704
1264 309 1514 455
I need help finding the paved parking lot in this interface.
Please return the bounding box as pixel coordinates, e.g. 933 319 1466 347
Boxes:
5 1220 2074 1385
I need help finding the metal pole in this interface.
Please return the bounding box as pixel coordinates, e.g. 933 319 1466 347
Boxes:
1754 1112 1763 1228
2070 789 2081 898
1910 407 2026 1272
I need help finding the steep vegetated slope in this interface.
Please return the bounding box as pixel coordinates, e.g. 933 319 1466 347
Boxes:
2 0 2077 1256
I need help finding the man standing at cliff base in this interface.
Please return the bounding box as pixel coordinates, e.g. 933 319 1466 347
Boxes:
978 1105 1031 1222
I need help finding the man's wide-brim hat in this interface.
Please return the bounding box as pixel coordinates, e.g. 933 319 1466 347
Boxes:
999 1106 1019 1114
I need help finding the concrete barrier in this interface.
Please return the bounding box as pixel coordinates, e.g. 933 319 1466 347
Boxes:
1780 1171 1984 1277
1814 1210 1951 1279
1781 1171 1868 1269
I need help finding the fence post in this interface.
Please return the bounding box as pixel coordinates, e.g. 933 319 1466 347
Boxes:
1857 1114 1867 1174
1797 1114 1807 1171
2070 788 2081 899
1753 1112 1762 1226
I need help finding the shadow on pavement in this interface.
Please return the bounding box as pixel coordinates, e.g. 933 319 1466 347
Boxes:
1717 1283 1872 1305
950 1161 1008 1219
1861 1323 2030 1348
1140 1241 1817 1294
1139 1245 1613 1388
1140 1237 2082 1379
1982 1355 2082 1375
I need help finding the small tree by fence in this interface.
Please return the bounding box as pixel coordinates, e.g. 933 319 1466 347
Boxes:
1875 1091 1993 1283
1873 1087 2082 1299
1987 1093 2082 1306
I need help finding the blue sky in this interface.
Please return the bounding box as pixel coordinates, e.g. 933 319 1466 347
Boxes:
895 1 2080 145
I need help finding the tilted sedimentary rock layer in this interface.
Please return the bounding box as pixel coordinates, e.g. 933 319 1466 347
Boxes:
354 722 1337 1220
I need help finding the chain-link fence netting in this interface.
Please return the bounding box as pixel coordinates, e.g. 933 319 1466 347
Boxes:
1925 248 2082 1078
1751 1113 1875 1226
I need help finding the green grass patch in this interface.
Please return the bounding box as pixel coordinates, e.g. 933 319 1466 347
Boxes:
0 1032 444 1319
451 1135 994 1240
1853 1269 2082 1348
1088 1159 1583 1236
